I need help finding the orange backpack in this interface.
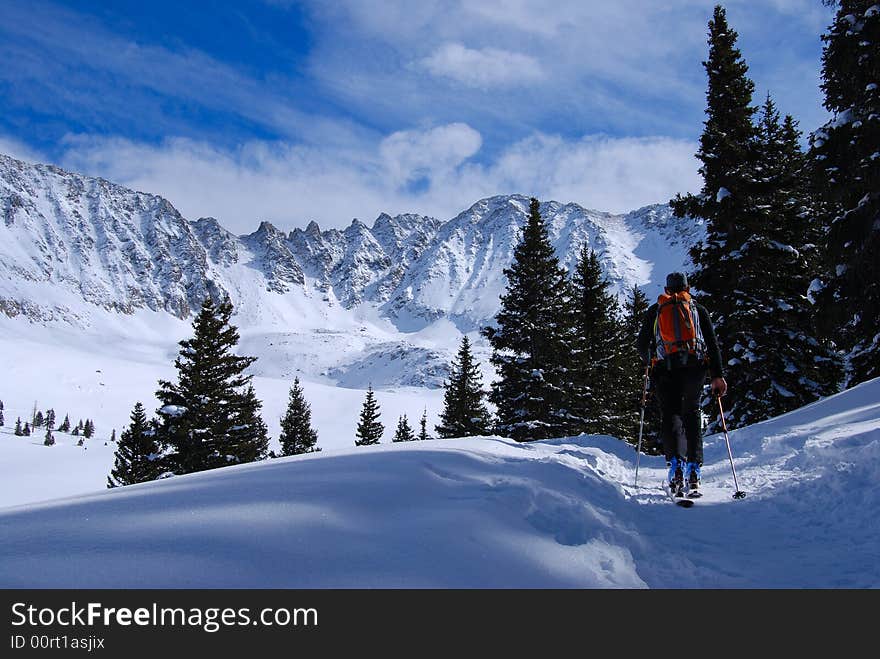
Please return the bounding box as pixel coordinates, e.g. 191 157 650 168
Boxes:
653 291 706 368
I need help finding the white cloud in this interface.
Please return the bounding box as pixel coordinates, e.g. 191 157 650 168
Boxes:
0 136 45 164
421 43 543 88
50 126 699 233
379 123 482 186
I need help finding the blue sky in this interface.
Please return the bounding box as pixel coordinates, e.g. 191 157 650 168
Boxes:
0 0 835 231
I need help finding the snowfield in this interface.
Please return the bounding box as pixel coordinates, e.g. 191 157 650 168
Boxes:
1 376 877 588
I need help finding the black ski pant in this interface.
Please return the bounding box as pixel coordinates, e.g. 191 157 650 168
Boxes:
653 364 707 465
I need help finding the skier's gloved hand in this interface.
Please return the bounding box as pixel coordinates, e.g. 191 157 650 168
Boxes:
711 377 727 397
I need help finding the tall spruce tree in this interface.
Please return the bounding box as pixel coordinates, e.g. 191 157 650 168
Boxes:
565 246 626 437
107 402 162 487
483 198 572 441
279 377 320 456
393 414 416 442
83 419 94 439
671 5 759 429
14 417 22 436
435 336 492 438
418 409 430 441
812 0 880 384
34 411 44 428
155 297 265 474
355 385 383 446
720 95 843 426
44 409 55 446
59 414 71 433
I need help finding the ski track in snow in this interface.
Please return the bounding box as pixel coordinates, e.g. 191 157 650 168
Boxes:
0 378 877 588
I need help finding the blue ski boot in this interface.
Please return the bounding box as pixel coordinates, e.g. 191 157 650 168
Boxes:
667 457 685 497
686 461 702 498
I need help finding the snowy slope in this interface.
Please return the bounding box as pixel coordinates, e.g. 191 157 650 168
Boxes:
1 377 877 588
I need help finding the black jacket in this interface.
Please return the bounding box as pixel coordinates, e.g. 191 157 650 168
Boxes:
636 300 724 379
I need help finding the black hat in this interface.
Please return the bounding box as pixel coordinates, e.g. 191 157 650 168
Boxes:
666 272 688 292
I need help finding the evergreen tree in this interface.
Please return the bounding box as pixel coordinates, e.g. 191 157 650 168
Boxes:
0 400 4 426
71 424 80 437
355 385 383 446
811 0 880 384
483 198 572 441
670 5 759 429
435 336 492 438
83 419 94 439
154 297 264 474
720 95 843 426
279 377 321 456
43 427 54 446
111 429 116 442
107 402 162 487
34 411 44 427
565 246 627 437
622 285 659 449
45 409 56 430
59 414 71 433
418 409 430 441
23 422 31 436
77 419 84 432
226 385 269 464
14 417 22 436
393 414 416 442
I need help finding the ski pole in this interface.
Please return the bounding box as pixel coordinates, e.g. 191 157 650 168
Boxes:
716 394 746 499
634 364 651 488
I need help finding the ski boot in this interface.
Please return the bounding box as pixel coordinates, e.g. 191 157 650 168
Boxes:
667 457 685 498
686 461 702 498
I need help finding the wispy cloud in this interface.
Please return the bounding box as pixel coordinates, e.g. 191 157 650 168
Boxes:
53 125 699 233
421 44 543 88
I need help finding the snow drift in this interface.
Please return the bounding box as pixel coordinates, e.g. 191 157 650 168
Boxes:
1 377 877 588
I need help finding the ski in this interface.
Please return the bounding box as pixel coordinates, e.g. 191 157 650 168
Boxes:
664 482 694 507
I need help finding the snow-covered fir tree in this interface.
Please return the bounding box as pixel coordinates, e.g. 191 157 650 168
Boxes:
392 414 416 442
226 385 269 464
483 198 572 441
565 246 627 437
14 417 22 436
107 402 162 487
671 5 759 429
154 296 266 474
45 409 56 431
23 422 31 436
58 414 71 432
435 336 492 438
0 400 4 426
83 419 94 439
811 0 880 385
355 385 383 446
418 409 430 441
43 426 54 446
34 411 44 427
279 377 320 456
722 95 843 425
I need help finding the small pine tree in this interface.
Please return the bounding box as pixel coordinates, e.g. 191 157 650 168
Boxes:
59 414 71 432
436 336 492 438
107 402 162 487
226 385 270 464
14 417 22 436
34 411 44 428
23 422 31 436
392 414 416 442
418 409 430 441
355 385 384 446
43 427 55 446
83 419 94 439
279 377 320 456
71 425 80 437
45 409 56 430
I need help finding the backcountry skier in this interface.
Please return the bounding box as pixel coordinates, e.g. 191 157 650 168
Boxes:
636 272 727 496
